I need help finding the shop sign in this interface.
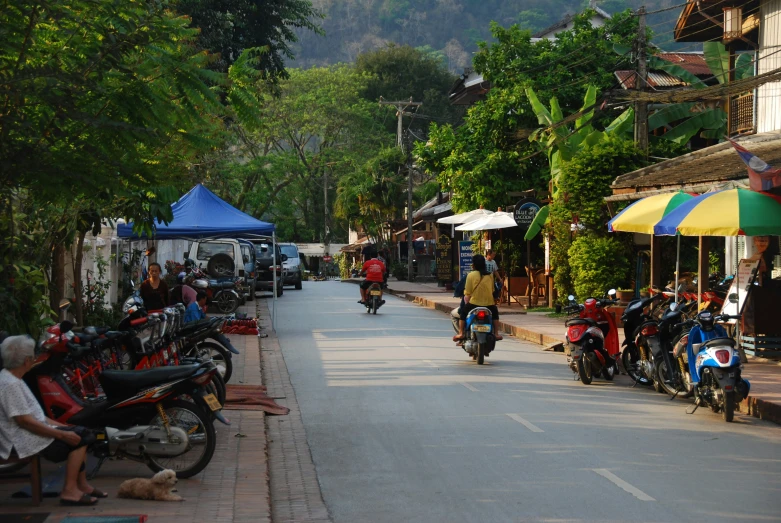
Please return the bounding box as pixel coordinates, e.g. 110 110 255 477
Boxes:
514 198 542 230
435 234 452 281
459 241 474 280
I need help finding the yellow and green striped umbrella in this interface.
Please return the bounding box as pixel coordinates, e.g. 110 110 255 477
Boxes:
608 191 694 234
654 188 781 236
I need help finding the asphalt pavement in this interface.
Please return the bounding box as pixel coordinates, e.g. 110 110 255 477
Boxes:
271 281 781 523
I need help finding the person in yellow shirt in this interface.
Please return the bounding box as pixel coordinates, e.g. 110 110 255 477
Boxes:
453 254 503 342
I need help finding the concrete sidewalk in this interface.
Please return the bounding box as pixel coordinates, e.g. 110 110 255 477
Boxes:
345 278 781 426
0 300 271 522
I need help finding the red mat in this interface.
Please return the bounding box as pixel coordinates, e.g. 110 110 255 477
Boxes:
224 385 289 415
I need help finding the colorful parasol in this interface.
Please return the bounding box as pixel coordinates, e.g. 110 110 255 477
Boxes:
654 188 781 237
608 191 694 234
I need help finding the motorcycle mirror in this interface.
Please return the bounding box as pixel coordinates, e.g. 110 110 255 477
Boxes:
60 321 74 334
567 294 575 302
669 302 678 311
728 293 739 303
607 289 616 297
58 298 71 311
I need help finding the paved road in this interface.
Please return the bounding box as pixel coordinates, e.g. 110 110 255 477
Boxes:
271 281 781 522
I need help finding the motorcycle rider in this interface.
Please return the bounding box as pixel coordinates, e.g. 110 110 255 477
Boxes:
0 335 106 506
453 254 502 342
359 255 386 305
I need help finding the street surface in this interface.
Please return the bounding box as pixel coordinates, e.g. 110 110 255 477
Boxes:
271 281 781 522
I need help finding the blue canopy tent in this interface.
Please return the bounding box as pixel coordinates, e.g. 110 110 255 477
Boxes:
117 184 274 239
118 184 280 328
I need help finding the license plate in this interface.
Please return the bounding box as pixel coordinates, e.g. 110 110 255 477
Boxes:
96 433 105 440
472 325 491 332
370 290 381 296
203 393 221 412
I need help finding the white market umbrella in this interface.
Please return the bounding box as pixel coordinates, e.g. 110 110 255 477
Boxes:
437 208 494 225
455 211 518 231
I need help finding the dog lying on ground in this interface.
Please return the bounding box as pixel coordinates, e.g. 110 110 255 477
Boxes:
117 469 183 501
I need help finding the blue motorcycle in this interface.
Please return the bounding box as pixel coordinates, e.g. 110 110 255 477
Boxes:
451 307 495 364
671 310 750 422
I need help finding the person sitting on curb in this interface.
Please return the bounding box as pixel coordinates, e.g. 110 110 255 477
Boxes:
453 254 503 342
184 291 241 355
0 335 107 506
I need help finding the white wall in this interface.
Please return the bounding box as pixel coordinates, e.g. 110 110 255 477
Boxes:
757 0 781 133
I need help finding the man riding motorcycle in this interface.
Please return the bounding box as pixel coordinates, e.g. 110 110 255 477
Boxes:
359 256 386 306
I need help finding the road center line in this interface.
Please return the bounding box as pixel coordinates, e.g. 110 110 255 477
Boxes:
422 359 438 367
399 343 411 350
505 413 544 433
461 382 478 392
593 469 655 501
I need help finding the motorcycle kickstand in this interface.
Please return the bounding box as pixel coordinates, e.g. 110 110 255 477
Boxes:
670 389 680 401
686 398 701 415
86 456 106 480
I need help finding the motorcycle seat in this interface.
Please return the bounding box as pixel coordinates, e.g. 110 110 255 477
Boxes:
76 333 100 344
99 364 201 397
104 331 125 340
83 326 111 336
565 318 596 327
209 280 235 289
177 319 214 336
701 337 735 350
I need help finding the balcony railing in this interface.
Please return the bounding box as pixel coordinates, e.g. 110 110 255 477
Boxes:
729 91 754 135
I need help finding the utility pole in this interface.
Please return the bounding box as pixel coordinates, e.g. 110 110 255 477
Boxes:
634 5 649 154
379 97 422 282
323 165 329 256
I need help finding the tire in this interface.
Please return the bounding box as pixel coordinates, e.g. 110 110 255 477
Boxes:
194 341 233 384
372 297 378 314
577 357 593 384
246 279 255 301
477 343 485 365
295 277 302 290
214 291 239 314
602 361 615 380
211 372 226 406
722 390 735 422
207 253 235 279
276 283 283 297
621 345 650 385
146 399 216 479
656 359 679 396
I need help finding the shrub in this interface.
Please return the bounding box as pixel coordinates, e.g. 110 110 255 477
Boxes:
568 235 630 300
391 262 408 280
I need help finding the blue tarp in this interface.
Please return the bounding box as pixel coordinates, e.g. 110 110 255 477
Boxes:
117 184 275 239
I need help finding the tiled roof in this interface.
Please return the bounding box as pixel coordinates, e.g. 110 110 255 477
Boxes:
612 132 781 190
615 71 690 89
615 52 712 90
655 52 711 76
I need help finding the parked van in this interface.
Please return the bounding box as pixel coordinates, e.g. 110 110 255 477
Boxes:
187 239 257 301
279 243 303 290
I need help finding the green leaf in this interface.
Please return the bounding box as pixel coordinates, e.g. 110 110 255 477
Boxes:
735 53 754 80
648 55 706 89
663 109 727 144
648 103 696 130
703 41 730 85
605 107 634 137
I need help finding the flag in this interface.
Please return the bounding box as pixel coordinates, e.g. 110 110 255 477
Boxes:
728 139 781 192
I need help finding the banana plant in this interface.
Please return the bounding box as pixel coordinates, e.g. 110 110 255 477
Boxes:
614 42 754 145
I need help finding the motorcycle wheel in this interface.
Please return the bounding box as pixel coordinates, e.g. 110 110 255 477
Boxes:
210 372 226 406
621 345 650 385
372 297 378 315
722 390 735 422
602 361 615 381
577 358 593 384
656 359 679 397
477 343 484 365
0 462 28 474
146 399 216 479
214 291 240 314
194 341 233 384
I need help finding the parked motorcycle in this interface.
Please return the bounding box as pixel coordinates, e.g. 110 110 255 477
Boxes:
620 294 662 386
563 290 619 384
28 321 221 478
451 306 496 364
631 300 688 393
364 282 384 314
186 262 241 314
670 310 750 422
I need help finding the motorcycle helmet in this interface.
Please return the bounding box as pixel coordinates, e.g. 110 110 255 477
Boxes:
698 310 715 332
177 271 186 284
191 278 209 289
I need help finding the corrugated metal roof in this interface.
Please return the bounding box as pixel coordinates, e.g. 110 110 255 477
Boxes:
656 52 711 76
615 70 689 90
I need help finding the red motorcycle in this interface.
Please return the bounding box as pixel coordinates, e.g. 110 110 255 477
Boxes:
563 290 620 385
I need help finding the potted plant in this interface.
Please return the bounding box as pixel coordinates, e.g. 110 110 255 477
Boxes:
616 288 634 303
639 286 650 298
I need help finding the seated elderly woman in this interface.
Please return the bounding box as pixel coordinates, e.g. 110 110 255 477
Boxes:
0 335 107 506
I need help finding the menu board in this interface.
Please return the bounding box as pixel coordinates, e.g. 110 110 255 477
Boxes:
720 258 760 319
435 234 452 282
459 241 474 280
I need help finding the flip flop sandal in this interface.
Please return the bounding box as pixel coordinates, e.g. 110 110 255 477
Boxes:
60 493 98 506
452 335 465 342
88 488 109 498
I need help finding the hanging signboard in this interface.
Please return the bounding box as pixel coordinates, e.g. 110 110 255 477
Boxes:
436 234 452 282
458 241 474 280
514 198 542 231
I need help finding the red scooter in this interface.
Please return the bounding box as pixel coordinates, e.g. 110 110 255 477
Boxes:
563 290 620 385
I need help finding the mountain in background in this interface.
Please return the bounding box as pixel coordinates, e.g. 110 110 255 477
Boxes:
290 0 690 72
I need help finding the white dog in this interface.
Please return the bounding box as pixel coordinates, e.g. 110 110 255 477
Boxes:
117 469 183 501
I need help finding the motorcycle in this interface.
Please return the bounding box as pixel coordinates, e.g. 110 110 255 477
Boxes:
364 282 384 314
187 263 242 314
28 321 222 478
450 306 496 365
620 294 662 386
631 300 688 394
563 290 620 384
670 310 750 422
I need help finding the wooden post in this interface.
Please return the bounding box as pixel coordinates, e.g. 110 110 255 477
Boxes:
698 236 710 309
650 235 662 289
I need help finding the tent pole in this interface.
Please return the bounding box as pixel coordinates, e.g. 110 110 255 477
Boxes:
272 231 277 332
674 234 680 303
